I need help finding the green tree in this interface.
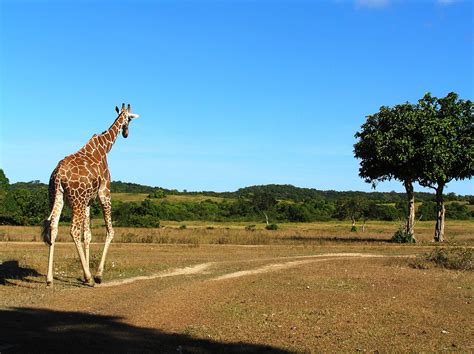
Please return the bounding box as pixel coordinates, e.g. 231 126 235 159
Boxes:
250 191 277 225
335 197 368 231
0 169 9 191
416 93 474 241
354 103 419 239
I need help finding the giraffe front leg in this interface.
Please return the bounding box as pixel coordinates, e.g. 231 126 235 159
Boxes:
83 206 92 267
95 194 114 284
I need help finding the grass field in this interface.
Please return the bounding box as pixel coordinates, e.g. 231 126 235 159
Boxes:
1 220 473 245
0 241 473 352
112 193 228 203
0 222 473 352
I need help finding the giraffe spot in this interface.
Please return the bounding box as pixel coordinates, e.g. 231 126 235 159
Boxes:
79 169 89 177
92 150 101 161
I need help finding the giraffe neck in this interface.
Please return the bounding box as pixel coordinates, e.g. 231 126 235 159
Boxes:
98 114 126 153
78 113 127 161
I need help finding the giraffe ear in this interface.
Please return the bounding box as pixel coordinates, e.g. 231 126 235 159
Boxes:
115 106 119 114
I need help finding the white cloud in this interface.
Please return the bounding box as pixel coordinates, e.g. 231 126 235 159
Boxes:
355 0 390 9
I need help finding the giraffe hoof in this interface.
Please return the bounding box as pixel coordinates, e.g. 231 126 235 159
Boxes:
94 276 102 284
46 281 53 288
83 278 95 287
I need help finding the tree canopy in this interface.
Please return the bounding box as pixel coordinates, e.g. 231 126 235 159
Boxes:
0 169 9 191
354 92 474 241
354 102 420 188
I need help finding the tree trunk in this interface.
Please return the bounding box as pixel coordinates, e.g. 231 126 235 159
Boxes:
263 212 269 226
434 184 445 242
404 180 416 241
351 216 357 231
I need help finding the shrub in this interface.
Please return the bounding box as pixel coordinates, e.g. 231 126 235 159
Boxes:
179 224 187 230
245 224 256 231
367 203 399 221
416 201 437 220
265 223 278 230
425 247 472 271
148 189 166 199
391 227 415 243
445 202 470 220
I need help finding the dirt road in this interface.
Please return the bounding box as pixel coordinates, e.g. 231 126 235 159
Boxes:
0 243 472 353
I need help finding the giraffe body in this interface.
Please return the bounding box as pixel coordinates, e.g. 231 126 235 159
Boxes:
43 104 139 286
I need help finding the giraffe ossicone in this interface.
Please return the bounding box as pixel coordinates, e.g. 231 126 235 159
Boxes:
42 103 139 287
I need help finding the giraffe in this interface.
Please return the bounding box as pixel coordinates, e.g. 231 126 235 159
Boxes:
42 103 139 287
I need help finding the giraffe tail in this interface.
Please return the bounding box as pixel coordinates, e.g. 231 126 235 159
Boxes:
42 171 63 246
41 219 52 245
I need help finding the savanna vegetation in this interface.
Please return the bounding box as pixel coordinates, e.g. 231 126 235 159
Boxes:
0 169 472 232
0 92 472 242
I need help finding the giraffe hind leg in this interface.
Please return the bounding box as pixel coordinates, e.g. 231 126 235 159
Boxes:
71 207 94 286
83 206 92 268
45 189 64 287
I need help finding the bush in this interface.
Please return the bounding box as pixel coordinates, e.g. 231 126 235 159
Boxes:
416 201 437 220
265 223 278 230
391 227 415 243
425 247 472 271
148 190 166 199
179 224 187 229
245 224 256 231
122 215 160 228
445 202 470 220
367 203 399 221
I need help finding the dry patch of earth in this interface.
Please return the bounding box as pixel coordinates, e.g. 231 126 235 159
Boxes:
0 243 472 352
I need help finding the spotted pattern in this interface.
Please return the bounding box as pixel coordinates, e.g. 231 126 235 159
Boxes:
45 104 137 286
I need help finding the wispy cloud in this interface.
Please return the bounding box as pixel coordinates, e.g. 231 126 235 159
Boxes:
355 0 390 9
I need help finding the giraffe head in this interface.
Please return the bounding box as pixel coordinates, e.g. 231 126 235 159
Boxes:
115 103 139 138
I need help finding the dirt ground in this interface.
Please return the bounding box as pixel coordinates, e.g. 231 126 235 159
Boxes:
0 242 473 353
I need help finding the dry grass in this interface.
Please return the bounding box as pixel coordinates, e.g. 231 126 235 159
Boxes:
111 193 228 203
1 220 473 245
0 243 472 352
111 192 149 202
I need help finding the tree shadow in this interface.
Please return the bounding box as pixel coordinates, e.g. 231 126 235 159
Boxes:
0 307 292 353
0 260 42 285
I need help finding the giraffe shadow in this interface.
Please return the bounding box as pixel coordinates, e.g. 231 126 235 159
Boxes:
0 260 42 286
0 307 292 354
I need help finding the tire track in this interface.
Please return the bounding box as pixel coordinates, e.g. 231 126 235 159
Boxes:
211 253 386 281
96 262 214 287
97 253 396 287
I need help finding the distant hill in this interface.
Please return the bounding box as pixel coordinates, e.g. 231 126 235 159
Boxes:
7 180 471 203
233 184 439 203
9 180 47 191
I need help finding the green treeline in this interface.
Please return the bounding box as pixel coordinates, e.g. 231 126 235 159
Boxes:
0 172 472 227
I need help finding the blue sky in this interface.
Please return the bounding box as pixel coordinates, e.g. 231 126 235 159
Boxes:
0 0 473 193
